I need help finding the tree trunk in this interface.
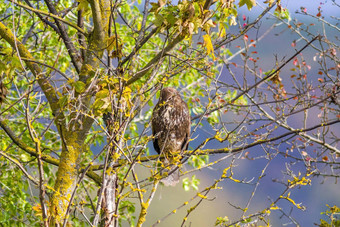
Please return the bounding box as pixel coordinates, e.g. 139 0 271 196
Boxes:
101 170 118 227
50 130 86 225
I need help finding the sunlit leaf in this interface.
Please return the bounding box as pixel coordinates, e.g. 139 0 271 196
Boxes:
203 34 216 61
239 0 256 10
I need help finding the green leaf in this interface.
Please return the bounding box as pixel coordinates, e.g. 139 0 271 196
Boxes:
191 175 200 191
241 217 252 223
20 154 30 162
274 8 291 21
182 177 190 191
225 48 233 56
96 89 110 99
239 0 256 10
188 155 209 168
215 216 229 226
166 14 177 26
153 14 164 27
74 81 86 93
58 95 68 108
182 175 200 191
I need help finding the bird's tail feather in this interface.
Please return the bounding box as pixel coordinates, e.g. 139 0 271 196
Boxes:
161 167 180 186
160 159 180 186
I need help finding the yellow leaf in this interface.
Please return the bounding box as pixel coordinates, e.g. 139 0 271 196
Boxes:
264 0 275 6
32 203 42 217
74 81 86 93
95 89 110 99
112 152 121 161
122 86 132 109
77 0 91 21
219 23 226 37
107 35 123 58
107 36 117 54
203 34 216 61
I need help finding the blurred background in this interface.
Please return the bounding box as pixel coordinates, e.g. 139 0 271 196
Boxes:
138 0 340 226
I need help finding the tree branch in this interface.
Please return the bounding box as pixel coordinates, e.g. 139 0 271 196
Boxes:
78 0 110 83
9 0 86 34
126 33 186 85
215 1 277 49
193 35 321 121
0 21 63 120
88 0 106 43
0 117 59 166
119 26 158 67
0 117 102 185
77 0 111 133
201 119 340 155
0 150 39 186
23 0 60 33
93 119 339 174
44 0 82 74
126 0 215 85
245 91 340 155
78 9 86 61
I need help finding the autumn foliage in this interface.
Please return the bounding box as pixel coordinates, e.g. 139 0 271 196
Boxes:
0 0 339 226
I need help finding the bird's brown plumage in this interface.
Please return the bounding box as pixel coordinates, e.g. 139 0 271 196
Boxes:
151 87 191 186
0 81 7 107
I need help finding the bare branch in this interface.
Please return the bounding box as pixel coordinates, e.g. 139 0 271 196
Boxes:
193 35 321 121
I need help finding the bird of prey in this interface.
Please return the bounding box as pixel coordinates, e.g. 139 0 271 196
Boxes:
0 81 7 107
151 87 191 186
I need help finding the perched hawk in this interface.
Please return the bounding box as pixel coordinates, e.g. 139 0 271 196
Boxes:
151 87 191 186
0 81 7 107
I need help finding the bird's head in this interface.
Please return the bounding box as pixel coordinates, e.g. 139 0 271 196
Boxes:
160 87 179 101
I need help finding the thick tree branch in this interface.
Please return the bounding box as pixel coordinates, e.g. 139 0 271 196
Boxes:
0 21 63 120
78 0 111 133
48 1 110 223
96 119 339 173
78 0 110 84
88 0 106 43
